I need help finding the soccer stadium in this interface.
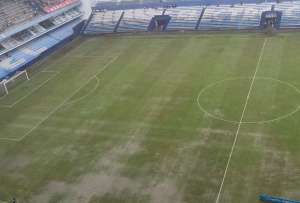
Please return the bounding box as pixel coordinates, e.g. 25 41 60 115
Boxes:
1 0 300 202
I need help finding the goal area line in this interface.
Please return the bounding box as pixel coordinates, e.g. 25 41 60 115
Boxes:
0 70 59 108
0 70 29 95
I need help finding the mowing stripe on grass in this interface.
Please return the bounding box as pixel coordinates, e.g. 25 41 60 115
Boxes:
215 38 268 203
0 55 119 142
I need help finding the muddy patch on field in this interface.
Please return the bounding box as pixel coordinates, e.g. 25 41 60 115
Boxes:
0 155 32 171
200 127 233 137
31 172 182 203
30 94 186 203
30 131 180 203
30 181 67 203
147 179 183 203
30 125 145 203
30 124 184 203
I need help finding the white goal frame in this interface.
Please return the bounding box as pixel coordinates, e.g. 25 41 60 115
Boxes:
0 70 30 95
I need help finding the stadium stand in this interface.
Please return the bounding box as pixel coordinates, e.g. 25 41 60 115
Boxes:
0 0 81 34
0 8 81 55
0 0 84 81
84 1 300 34
117 8 164 32
85 10 123 33
34 0 80 13
164 6 203 30
0 19 81 80
85 8 165 34
275 1 300 28
198 3 273 30
0 0 37 33
85 3 274 34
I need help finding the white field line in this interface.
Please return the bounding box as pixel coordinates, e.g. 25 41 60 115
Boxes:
0 72 60 108
0 69 59 101
0 55 119 142
215 38 268 203
64 76 100 106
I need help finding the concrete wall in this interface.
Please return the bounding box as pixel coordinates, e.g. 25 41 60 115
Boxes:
80 0 92 19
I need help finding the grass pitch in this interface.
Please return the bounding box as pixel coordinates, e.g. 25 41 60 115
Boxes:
1 33 300 203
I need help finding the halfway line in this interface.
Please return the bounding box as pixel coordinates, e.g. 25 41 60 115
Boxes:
215 38 268 203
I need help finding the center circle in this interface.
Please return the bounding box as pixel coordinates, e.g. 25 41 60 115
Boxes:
197 77 300 124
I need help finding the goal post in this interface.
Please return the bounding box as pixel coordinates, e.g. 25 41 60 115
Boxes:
0 70 30 96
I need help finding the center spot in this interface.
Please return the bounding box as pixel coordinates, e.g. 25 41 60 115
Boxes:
197 77 300 124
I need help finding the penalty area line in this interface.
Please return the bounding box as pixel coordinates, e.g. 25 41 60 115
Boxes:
215 38 268 203
0 55 120 142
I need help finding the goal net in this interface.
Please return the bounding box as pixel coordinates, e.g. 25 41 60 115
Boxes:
0 70 30 96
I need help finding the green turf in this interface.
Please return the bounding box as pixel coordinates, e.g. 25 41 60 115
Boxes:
1 33 300 203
